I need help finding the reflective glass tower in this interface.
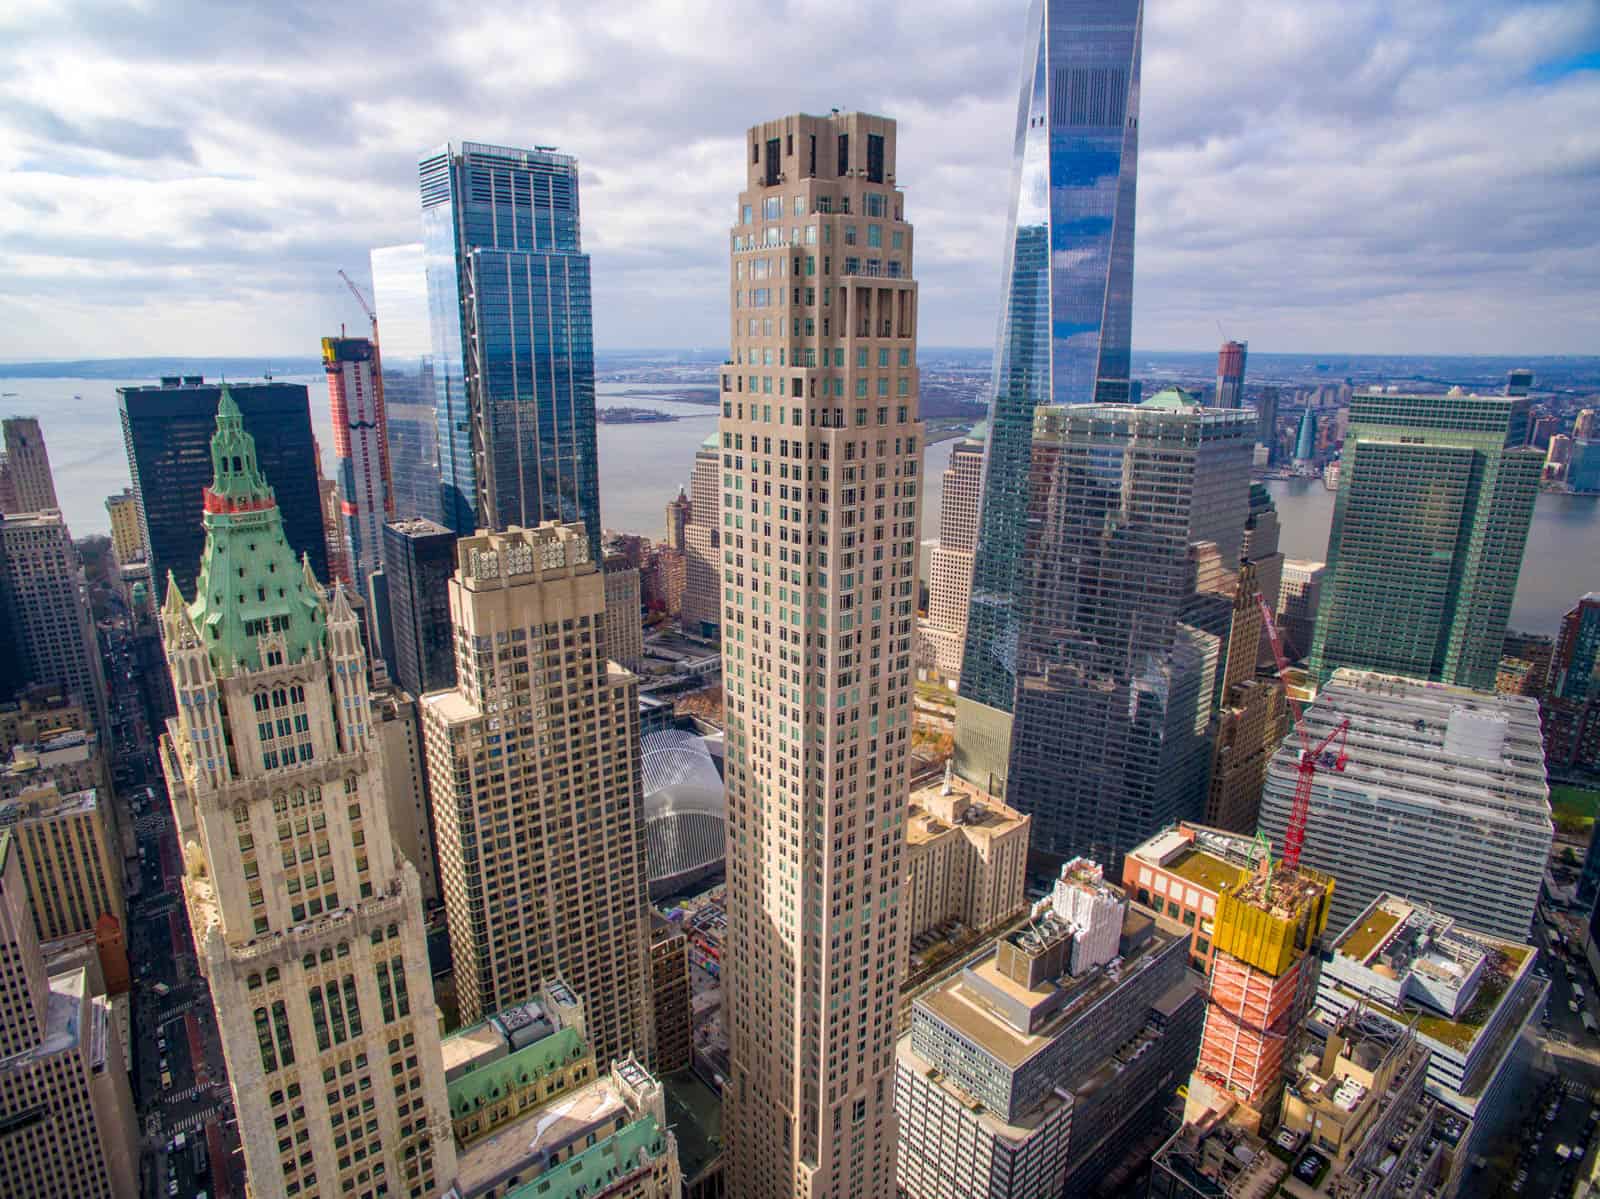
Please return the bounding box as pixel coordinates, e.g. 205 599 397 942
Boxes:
370 243 443 525
957 0 1144 782
418 143 601 552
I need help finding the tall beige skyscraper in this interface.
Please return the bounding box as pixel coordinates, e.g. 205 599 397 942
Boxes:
720 111 921 1199
917 430 983 680
680 434 722 638
159 390 455 1199
419 522 652 1065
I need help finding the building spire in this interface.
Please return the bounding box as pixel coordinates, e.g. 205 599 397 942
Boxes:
203 384 276 515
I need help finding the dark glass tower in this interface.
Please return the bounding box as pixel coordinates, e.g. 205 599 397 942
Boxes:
418 142 601 553
958 0 1144 778
382 517 457 698
117 378 327 603
370 242 443 525
963 397 1254 868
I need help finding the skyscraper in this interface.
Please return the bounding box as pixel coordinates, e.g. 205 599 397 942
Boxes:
0 511 110 734
158 390 455 1198
0 830 138 1198
1255 384 1280 459
370 242 443 525
1539 593 1600 771
418 523 652 1063
105 487 144 564
959 0 1143 732
1308 391 1542 690
680 434 721 639
720 111 920 1199
957 394 1255 869
1216 339 1247 409
322 335 393 588
916 429 983 680
383 517 458 699
0 417 59 514
419 142 601 550
118 378 327 603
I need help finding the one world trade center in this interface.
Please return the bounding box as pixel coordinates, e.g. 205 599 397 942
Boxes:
956 0 1143 793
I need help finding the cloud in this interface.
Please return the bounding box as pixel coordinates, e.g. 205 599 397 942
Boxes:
0 0 1596 358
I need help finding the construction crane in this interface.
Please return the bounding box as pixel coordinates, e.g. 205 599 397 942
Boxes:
335 270 396 519
1258 596 1349 870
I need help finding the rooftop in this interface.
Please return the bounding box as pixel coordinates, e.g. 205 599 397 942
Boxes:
453 1074 629 1196
906 772 1027 846
448 1026 586 1120
662 1067 721 1180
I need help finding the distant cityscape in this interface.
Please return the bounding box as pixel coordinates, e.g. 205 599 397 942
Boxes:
0 2 1597 1199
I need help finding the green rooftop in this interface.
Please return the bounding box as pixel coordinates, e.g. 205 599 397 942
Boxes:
447 1025 587 1119
501 1113 669 1199
1337 906 1401 962
1141 386 1201 410
1165 847 1240 896
177 386 327 676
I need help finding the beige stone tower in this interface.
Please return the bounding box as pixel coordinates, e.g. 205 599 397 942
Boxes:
917 431 984 680
419 522 653 1066
720 110 921 1199
159 390 455 1199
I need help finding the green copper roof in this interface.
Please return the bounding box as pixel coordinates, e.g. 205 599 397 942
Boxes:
182 386 326 676
447 1025 587 1119
501 1113 669 1199
1141 386 1201 410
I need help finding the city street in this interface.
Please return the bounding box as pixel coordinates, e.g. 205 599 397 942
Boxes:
103 614 245 1199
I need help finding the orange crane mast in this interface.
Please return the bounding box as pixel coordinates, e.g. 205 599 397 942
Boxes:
1257 596 1349 869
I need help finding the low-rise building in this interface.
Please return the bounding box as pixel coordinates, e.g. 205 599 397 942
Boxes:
1122 822 1266 975
1150 1012 1470 1199
440 981 679 1199
895 861 1203 1199
0 724 111 802
1316 894 1544 1142
904 766 1029 958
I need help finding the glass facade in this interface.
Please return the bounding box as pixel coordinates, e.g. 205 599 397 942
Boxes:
1308 392 1542 690
117 380 327 604
370 243 442 525
960 0 1143 721
382 518 458 699
418 142 601 553
980 401 1253 865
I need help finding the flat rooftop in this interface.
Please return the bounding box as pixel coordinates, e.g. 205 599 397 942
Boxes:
662 1068 721 1180
454 1076 627 1196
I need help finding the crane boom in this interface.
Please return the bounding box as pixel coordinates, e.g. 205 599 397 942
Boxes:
338 270 377 331
1257 596 1350 870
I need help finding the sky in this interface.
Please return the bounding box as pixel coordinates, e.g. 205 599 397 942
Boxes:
2 0 1598 360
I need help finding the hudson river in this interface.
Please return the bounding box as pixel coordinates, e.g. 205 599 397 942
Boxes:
4 377 1595 635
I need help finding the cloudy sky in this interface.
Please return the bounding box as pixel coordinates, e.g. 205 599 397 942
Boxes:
2 0 1598 360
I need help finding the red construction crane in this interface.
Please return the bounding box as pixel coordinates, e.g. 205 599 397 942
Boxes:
1258 596 1349 870
336 270 396 520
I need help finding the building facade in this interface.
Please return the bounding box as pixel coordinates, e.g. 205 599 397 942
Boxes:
385 518 459 699
0 417 59 515
603 551 645 671
1 782 123 944
0 510 110 734
1276 558 1325 661
1544 593 1600 771
1215 340 1246 409
1260 670 1551 942
419 523 652 1063
158 390 454 1199
904 767 1029 954
1308 391 1542 690
896 869 1202 1199
958 396 1255 870
118 377 327 603
650 915 693 1074
0 830 139 1198
323 336 394 589
370 242 443 525
718 111 921 1199
917 430 983 680
105 488 144 564
680 435 722 640
419 143 601 549
372 684 440 903
959 0 1144 732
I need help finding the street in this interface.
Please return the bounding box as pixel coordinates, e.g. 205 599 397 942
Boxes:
101 611 245 1199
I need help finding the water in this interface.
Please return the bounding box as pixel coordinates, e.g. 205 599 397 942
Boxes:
1265 476 1599 637
3 377 1592 634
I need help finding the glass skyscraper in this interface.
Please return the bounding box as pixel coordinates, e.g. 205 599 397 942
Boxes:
958 0 1144 782
370 242 442 525
1308 391 1542 691
418 142 601 551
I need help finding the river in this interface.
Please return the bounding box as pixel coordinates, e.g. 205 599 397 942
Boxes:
2 377 1592 634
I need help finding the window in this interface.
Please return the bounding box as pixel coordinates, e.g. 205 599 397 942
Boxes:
866 133 884 182
867 225 882 248
837 132 849 176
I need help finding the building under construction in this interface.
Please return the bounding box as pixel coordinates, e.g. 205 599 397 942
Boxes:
1186 854 1335 1131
